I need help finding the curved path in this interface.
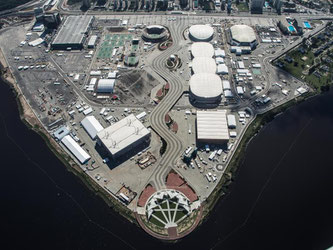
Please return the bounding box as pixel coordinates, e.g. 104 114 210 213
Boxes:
147 23 187 190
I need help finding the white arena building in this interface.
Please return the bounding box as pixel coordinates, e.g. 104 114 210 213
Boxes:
189 73 222 104
189 25 214 42
229 25 257 50
97 114 151 159
191 57 216 74
190 42 214 58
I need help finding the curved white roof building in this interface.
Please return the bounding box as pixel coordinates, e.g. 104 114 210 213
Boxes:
191 57 216 74
229 25 257 50
190 42 214 58
189 25 214 41
97 79 115 93
190 73 222 104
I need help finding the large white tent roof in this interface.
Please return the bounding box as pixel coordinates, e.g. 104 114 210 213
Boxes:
81 116 104 139
190 42 214 58
192 57 216 74
230 25 256 43
97 114 150 156
190 73 222 99
189 25 214 41
196 110 229 141
61 135 91 164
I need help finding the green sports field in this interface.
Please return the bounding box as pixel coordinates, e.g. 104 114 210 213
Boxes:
97 33 133 59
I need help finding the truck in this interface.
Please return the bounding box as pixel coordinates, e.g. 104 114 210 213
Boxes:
205 144 210 153
205 173 212 182
209 150 217 161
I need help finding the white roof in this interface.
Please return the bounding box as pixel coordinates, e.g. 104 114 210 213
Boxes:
61 135 91 164
88 35 97 46
81 116 104 139
216 64 229 75
196 110 229 141
224 90 233 97
238 61 245 69
214 48 225 58
222 80 231 90
237 86 244 95
227 114 237 128
97 79 115 93
230 25 256 43
190 73 222 99
107 72 117 79
83 107 93 116
28 38 44 47
189 25 214 41
215 57 224 64
191 42 214 58
192 57 216 74
97 114 150 157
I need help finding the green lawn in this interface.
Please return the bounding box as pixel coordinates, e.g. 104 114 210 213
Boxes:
174 210 187 223
149 216 165 227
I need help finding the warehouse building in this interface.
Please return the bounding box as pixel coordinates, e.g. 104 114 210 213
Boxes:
189 73 222 105
97 79 116 93
191 57 216 74
228 25 258 50
61 135 91 164
196 110 229 144
189 25 214 42
190 42 214 58
81 116 104 140
51 16 94 50
97 114 151 159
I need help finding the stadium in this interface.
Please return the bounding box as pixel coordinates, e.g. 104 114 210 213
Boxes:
191 57 216 74
228 25 258 50
190 42 214 58
142 25 169 42
188 25 214 42
189 73 222 105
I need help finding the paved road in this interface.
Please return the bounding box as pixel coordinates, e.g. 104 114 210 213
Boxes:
146 22 187 189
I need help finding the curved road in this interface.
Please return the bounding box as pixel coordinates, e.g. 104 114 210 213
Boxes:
147 23 187 190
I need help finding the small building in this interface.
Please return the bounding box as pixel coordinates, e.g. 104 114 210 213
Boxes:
81 116 104 140
214 48 225 58
227 114 236 129
222 80 231 90
216 64 229 75
88 35 98 48
236 86 244 95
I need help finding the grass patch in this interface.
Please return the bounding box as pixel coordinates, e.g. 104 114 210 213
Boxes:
149 216 165 227
174 210 187 222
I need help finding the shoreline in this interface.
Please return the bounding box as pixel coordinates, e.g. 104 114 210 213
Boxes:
0 49 138 227
0 46 317 241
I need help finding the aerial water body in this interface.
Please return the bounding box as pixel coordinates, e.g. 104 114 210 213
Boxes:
0 77 333 250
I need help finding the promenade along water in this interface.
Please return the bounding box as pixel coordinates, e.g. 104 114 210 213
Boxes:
1 76 333 250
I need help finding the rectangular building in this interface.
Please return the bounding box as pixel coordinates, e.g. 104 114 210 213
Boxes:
51 16 94 50
81 116 104 140
61 135 91 164
97 114 151 158
196 110 229 144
